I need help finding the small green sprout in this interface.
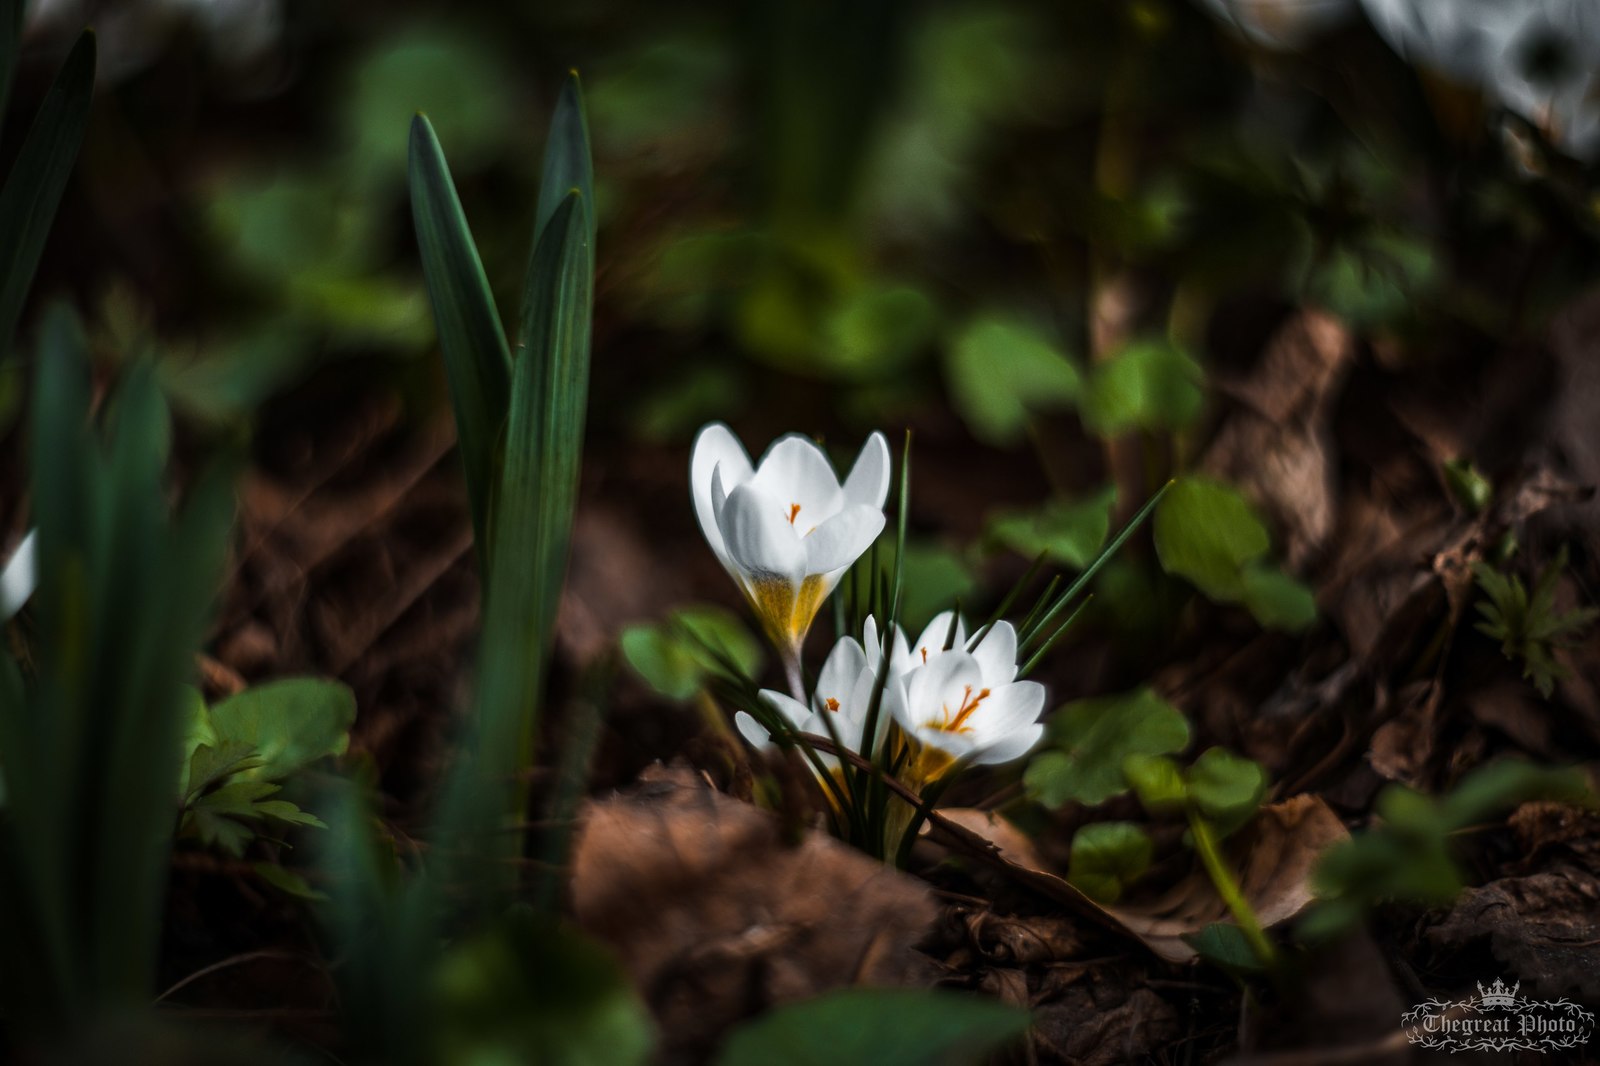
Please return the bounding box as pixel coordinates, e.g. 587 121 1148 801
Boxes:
1473 546 1598 698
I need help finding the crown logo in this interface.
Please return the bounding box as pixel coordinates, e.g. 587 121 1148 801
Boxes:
1477 978 1520 1008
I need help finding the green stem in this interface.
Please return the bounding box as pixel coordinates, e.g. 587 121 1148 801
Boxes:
1187 808 1278 970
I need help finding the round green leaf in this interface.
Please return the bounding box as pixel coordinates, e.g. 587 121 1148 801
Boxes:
1123 753 1188 813
205 679 356 782
1079 339 1204 436
945 314 1080 445
1024 688 1191 809
1187 747 1267 833
621 605 763 701
987 487 1115 569
1240 563 1317 632
1067 821 1153 903
1153 476 1271 601
716 988 1030 1066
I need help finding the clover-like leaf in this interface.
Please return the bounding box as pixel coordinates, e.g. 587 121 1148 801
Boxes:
1240 563 1317 633
1067 821 1153 904
1153 476 1270 602
1079 338 1204 437
987 487 1115 569
1023 688 1190 808
1123 753 1188 813
621 605 764 702
1186 747 1267 836
945 314 1081 445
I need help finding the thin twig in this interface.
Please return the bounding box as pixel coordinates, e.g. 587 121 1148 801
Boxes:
155 949 319 1004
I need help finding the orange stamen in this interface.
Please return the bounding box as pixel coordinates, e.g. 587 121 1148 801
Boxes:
937 685 991 733
825 697 840 711
787 502 802 524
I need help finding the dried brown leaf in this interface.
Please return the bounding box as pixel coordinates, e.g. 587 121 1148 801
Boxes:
934 797 1347 964
571 764 940 1062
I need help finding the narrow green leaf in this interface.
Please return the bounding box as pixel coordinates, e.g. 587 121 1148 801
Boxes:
535 71 596 254
408 113 512 555
1020 481 1171 651
0 31 95 363
436 191 591 906
503 188 591 651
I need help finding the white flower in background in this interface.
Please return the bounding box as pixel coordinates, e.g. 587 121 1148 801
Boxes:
889 613 1045 783
0 530 37 622
1359 0 1600 158
736 630 902 771
691 423 890 661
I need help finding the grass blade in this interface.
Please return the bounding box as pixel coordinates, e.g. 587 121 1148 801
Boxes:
409 113 512 557
0 30 94 364
1021 481 1172 652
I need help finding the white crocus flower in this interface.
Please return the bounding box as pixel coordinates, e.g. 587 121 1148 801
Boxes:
0 530 37 622
691 423 890 674
889 615 1045 784
735 631 902 774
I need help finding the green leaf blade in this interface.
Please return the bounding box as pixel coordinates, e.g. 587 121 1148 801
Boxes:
408 113 513 555
0 30 95 363
535 72 596 255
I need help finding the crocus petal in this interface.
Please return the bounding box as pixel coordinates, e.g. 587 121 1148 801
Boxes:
815 636 867 711
842 431 891 509
804 504 884 575
691 423 753 566
863 616 913 678
720 482 808 584
970 620 1019 685
912 610 967 665
734 710 772 748
965 680 1046 743
912 724 979 760
749 434 844 528
842 665 901 751
905 650 984 728
758 689 812 732
0 529 36 622
971 723 1044 767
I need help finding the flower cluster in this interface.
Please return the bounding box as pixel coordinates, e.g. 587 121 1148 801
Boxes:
737 612 1045 789
691 423 1045 805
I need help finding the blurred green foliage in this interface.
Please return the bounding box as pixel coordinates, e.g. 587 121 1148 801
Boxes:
1067 820 1153 903
715 987 1030 1066
1024 687 1191 809
1307 761 1596 938
622 605 764 702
